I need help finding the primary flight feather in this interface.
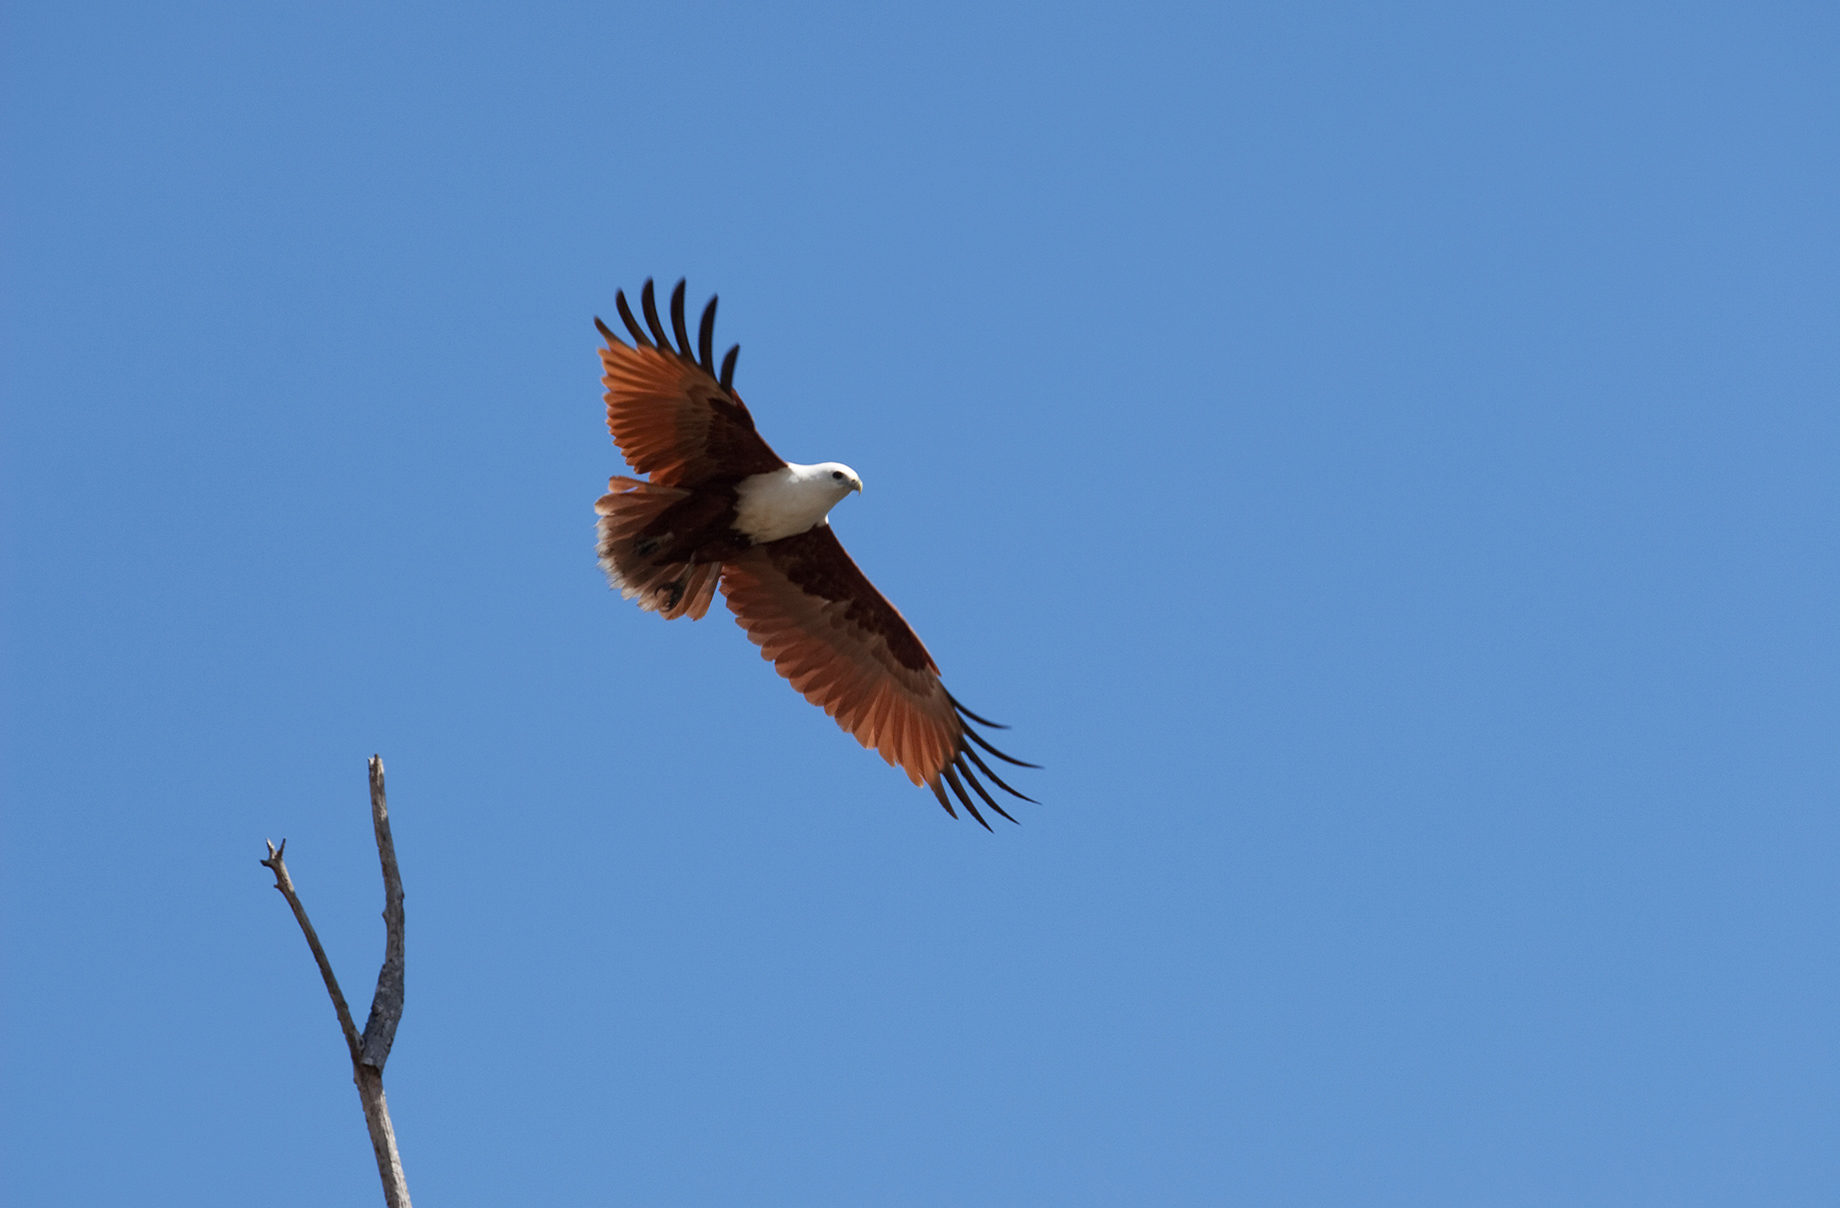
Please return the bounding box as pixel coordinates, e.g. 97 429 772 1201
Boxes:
593 278 1037 828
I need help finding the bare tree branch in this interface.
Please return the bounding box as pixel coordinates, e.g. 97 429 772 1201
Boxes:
261 755 413 1208
355 1065 411 1208
261 838 362 1065
359 755 406 1071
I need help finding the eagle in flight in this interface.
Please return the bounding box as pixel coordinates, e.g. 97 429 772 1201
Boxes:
593 279 1037 828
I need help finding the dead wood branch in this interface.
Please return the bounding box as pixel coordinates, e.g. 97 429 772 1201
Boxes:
262 754 412 1208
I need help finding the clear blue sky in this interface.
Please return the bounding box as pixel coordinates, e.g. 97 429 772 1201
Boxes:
4 2 1836 1204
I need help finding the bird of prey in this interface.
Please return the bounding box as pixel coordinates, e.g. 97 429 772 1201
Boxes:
592 279 1036 827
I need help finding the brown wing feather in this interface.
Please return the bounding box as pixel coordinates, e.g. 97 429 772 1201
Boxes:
720 527 960 789
598 334 784 487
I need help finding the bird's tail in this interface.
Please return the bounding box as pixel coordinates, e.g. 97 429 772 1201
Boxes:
594 476 721 620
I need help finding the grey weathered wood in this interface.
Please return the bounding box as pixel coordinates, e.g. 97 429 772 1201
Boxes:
359 755 406 1071
261 755 413 1208
356 1065 411 1208
260 838 363 1065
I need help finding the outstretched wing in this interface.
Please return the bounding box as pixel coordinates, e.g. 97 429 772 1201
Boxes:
596 278 785 486
720 526 1037 828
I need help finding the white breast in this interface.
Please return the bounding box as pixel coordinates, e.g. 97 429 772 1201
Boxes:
733 463 852 543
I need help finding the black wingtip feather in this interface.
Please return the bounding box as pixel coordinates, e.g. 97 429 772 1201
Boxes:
594 315 623 346
962 724 1042 769
941 765 993 831
719 344 739 391
614 291 650 346
669 280 692 361
930 778 958 819
962 743 1040 805
698 296 717 372
640 279 672 351
956 756 1020 824
945 691 1009 729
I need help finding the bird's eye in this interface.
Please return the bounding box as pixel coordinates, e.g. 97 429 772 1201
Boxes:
831 471 844 480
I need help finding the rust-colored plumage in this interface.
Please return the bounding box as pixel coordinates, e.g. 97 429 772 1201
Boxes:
593 279 1037 827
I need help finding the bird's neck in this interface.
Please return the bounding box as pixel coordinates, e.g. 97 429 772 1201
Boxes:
732 464 843 543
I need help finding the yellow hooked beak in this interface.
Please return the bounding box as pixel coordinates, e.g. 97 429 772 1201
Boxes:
851 476 864 495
